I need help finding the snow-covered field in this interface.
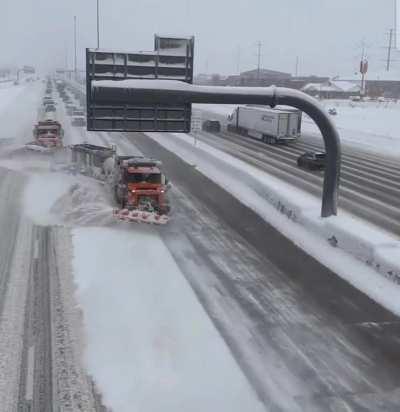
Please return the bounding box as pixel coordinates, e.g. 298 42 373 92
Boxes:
303 99 400 157
195 99 400 157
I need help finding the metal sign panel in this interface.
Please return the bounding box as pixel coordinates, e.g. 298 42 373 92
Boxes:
86 35 194 132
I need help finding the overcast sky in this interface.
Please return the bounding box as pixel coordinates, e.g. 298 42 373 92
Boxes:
1 0 399 76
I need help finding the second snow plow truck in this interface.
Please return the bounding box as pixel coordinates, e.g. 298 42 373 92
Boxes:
26 114 64 151
70 143 171 225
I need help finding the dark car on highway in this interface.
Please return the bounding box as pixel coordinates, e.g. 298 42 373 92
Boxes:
297 151 326 171
202 120 221 133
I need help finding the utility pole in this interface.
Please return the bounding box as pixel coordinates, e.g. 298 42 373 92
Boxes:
74 16 77 78
256 41 262 82
295 56 299 77
386 28 394 71
360 39 366 62
358 39 368 96
65 47 68 71
97 0 100 48
236 45 241 74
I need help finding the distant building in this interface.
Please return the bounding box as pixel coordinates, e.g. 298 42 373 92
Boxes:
194 73 215 85
302 80 361 99
194 73 229 86
335 70 400 98
224 68 291 87
195 70 333 90
289 75 330 90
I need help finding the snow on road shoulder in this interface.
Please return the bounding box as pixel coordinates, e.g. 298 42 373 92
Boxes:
22 172 76 225
145 132 400 317
72 227 265 412
0 219 33 410
51 181 115 226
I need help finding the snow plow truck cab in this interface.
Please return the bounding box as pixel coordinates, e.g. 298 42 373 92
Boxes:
32 118 64 149
70 144 171 225
113 156 170 216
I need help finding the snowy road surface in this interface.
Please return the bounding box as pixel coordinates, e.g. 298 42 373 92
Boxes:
72 227 265 412
158 128 400 236
195 101 400 158
120 130 400 411
61 81 400 411
0 82 104 411
1 79 400 411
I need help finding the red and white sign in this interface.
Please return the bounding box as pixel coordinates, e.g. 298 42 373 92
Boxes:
360 60 368 74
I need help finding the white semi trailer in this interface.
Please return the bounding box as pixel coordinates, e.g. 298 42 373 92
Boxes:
227 106 302 144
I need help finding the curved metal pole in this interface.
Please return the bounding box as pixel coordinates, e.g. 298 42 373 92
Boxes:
92 81 341 217
275 88 341 217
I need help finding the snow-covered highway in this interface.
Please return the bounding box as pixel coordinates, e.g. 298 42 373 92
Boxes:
0 82 103 411
191 128 400 236
66 79 400 411
1 78 400 411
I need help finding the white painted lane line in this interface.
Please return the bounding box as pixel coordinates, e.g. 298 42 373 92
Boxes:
25 345 34 401
33 238 39 260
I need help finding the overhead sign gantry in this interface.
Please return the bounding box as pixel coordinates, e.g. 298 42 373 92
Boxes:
86 35 194 132
86 35 341 218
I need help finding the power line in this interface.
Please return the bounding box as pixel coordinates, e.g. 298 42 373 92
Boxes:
236 45 241 74
295 56 300 77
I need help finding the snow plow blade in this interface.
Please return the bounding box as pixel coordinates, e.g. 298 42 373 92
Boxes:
113 209 169 225
25 143 56 153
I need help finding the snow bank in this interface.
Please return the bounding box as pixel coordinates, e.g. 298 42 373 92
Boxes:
22 170 116 227
22 172 77 225
145 132 400 316
51 182 115 226
72 227 264 412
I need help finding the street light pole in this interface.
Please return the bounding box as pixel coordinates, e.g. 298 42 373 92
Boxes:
74 15 77 78
394 0 397 49
97 0 100 48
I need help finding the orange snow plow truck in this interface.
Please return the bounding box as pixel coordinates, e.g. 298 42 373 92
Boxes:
70 143 171 225
27 117 64 151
